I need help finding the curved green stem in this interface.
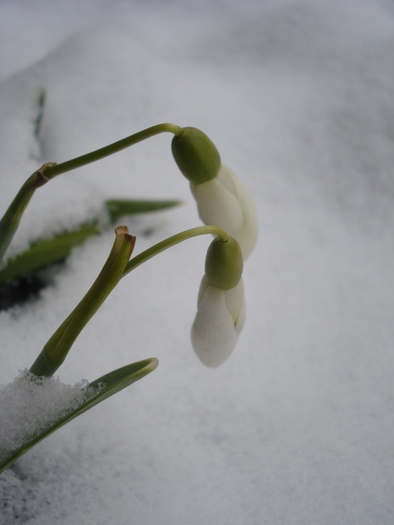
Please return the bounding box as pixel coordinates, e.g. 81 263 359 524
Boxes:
0 167 50 262
42 123 182 179
0 123 182 263
122 226 228 277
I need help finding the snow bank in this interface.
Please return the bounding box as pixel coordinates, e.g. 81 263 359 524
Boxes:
0 371 94 463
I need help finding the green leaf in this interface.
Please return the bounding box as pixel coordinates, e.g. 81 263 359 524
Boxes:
0 200 181 285
0 357 158 474
0 222 100 284
105 198 181 222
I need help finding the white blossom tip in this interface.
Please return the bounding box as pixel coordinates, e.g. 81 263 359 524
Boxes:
191 278 245 367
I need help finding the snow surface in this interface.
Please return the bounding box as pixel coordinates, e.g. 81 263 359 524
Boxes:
0 0 393 523
0 371 95 463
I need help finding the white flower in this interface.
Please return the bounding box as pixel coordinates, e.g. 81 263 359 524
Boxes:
190 164 258 260
191 276 245 367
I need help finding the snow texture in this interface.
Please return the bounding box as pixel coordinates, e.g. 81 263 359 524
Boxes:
0 371 94 463
0 0 393 523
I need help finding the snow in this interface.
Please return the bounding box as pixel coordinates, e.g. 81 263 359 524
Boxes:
0 0 393 523
0 371 94 463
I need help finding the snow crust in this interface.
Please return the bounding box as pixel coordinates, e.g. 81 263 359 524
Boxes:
0 1 393 524
0 371 94 463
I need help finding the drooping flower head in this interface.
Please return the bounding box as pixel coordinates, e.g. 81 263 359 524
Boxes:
172 127 258 259
191 236 245 367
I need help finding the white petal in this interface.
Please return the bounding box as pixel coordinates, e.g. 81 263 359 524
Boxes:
190 179 244 237
190 165 258 260
196 275 209 307
215 165 238 193
224 279 246 335
220 165 259 260
191 284 238 367
235 296 246 336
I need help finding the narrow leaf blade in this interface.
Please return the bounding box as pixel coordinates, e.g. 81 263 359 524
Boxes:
105 199 181 222
0 223 100 284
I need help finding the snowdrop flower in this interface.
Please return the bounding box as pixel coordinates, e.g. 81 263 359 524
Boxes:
172 127 258 259
191 236 245 367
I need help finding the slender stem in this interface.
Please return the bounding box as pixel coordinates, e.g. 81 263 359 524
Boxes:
0 167 50 262
122 226 228 277
0 123 181 263
43 123 182 179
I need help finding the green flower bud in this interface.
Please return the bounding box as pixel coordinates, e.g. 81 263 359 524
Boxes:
171 127 221 185
205 236 243 290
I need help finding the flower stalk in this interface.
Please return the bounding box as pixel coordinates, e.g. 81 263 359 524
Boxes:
41 123 182 180
0 164 53 262
122 225 228 277
0 124 181 264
